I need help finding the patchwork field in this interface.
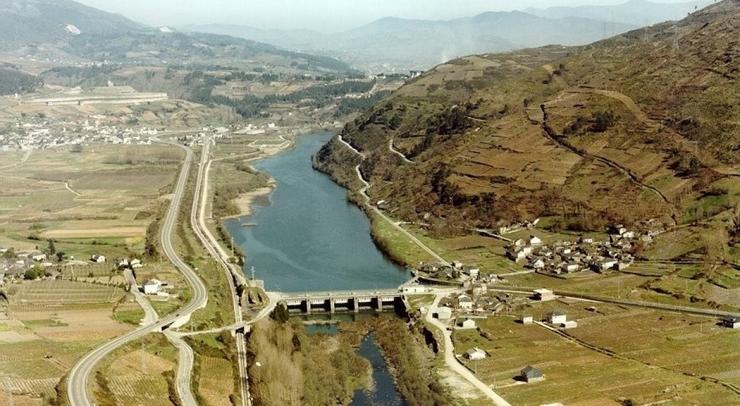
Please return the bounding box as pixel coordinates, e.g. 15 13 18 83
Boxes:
453 301 740 405
91 333 178 406
0 279 134 404
0 143 181 259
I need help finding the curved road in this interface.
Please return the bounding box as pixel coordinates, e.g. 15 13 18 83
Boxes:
67 141 209 406
425 294 511 405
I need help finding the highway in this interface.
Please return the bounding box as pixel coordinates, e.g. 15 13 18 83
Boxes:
67 141 208 406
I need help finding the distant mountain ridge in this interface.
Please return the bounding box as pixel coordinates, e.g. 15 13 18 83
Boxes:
0 0 353 74
525 0 713 26
185 11 635 72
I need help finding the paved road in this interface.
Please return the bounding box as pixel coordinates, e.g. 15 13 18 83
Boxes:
354 164 450 266
388 138 414 164
67 141 208 406
123 269 158 325
425 294 511 405
165 332 198 405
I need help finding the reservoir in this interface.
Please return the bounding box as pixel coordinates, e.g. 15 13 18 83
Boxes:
225 132 410 292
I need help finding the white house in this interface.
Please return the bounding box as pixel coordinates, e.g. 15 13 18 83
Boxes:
599 259 618 271
549 311 567 324
561 262 581 273
531 258 546 270
521 315 534 324
143 279 161 295
529 235 543 246
91 255 106 263
465 347 487 360
31 253 47 262
458 295 474 310
466 268 480 279
130 259 143 269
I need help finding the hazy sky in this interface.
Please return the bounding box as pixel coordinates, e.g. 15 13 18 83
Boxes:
77 0 697 32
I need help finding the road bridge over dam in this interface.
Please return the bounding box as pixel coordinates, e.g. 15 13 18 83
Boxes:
277 289 407 314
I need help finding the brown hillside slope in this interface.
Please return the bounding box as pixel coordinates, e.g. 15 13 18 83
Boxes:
316 0 739 233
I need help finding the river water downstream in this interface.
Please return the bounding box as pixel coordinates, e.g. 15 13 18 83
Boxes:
225 132 410 292
225 132 409 404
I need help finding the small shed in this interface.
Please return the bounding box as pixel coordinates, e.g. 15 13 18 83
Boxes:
458 318 476 329
521 315 534 324
548 311 567 325
722 317 740 329
435 306 452 320
561 320 578 329
521 365 544 383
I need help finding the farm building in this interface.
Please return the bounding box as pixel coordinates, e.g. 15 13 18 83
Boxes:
90 254 106 263
533 288 555 301
458 294 474 310
465 347 486 360
521 315 534 324
521 365 544 383
434 306 452 320
143 279 162 295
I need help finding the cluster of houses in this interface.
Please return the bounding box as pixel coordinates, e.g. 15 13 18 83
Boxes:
505 225 657 276
117 258 143 270
418 261 483 283
0 118 161 151
0 248 54 283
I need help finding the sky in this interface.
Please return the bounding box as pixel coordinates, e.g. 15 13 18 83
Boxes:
76 0 698 32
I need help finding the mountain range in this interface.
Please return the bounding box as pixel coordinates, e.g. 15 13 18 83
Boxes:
525 0 713 26
184 0 713 72
0 0 353 74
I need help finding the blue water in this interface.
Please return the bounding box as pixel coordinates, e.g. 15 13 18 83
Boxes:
225 132 410 293
351 335 406 406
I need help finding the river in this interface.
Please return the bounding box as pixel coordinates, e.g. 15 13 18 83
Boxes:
225 132 410 292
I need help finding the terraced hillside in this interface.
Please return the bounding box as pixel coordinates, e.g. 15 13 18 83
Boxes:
316 0 739 236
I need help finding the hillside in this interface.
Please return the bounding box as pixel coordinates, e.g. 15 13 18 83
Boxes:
316 0 739 237
185 12 634 72
0 0 142 49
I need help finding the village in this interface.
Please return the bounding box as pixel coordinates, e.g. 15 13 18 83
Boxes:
0 245 173 300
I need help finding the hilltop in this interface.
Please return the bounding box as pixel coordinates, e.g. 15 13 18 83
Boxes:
0 0 142 49
316 0 739 237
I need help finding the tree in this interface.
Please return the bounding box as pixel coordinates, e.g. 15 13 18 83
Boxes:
47 240 56 255
270 303 290 324
56 252 65 262
24 266 43 280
